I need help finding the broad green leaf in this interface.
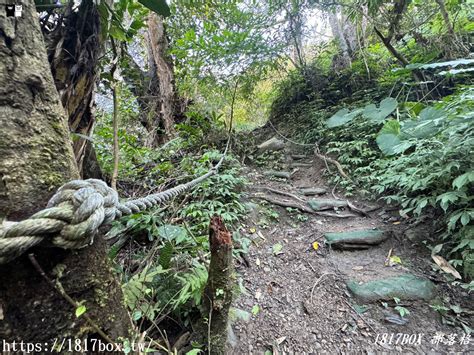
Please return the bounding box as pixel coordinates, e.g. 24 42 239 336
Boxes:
326 108 361 128
376 120 402 155
138 0 171 17
376 134 401 155
157 225 187 244
363 97 398 122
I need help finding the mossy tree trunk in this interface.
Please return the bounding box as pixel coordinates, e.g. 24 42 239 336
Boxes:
0 0 131 343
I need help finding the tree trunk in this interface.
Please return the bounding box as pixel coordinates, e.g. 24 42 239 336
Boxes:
0 0 131 344
147 13 178 146
327 8 352 69
44 0 103 177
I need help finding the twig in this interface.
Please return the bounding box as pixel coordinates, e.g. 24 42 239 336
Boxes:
331 181 339 200
310 273 335 304
346 200 370 217
267 120 314 147
28 254 114 344
343 299 377 334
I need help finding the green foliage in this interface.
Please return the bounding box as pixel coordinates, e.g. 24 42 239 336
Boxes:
181 151 247 233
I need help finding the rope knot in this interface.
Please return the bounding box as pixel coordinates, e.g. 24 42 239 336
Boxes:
46 179 119 248
0 179 119 264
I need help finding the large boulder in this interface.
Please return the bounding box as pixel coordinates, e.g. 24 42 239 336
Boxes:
257 137 285 152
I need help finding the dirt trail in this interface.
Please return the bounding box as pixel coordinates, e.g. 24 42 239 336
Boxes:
229 151 472 354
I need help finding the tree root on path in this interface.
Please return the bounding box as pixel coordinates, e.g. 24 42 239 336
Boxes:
252 194 358 218
252 186 306 203
314 147 351 181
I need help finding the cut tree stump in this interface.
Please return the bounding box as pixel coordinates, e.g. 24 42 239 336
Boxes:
324 229 389 249
203 216 234 354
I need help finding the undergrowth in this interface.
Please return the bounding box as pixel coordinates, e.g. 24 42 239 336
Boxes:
93 107 249 349
270 55 474 281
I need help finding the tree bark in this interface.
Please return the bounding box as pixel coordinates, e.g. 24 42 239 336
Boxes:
147 13 178 146
327 8 352 69
44 0 103 177
0 0 131 343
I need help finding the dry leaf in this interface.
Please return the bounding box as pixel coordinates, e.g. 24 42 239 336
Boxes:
255 289 262 300
312 241 319 250
249 227 256 234
432 255 462 279
392 221 401 225
255 257 261 266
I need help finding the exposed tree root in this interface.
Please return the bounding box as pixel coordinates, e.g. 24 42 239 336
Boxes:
314 147 351 180
252 194 358 218
252 186 306 203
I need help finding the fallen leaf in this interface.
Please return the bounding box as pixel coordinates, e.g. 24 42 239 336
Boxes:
251 304 260 315
257 231 266 240
275 336 286 345
255 257 261 266
272 243 283 255
249 227 256 234
389 255 402 265
352 266 364 271
432 255 462 279
392 221 401 225
312 241 319 250
255 289 262 300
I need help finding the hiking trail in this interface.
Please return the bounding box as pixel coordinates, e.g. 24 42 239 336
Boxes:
229 142 471 354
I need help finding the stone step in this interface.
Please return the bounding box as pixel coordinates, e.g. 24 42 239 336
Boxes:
308 198 347 211
263 170 291 179
324 229 389 249
346 274 436 302
291 162 313 168
291 154 308 160
300 187 327 196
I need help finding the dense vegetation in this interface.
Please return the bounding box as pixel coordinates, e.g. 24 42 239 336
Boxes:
89 0 473 349
1 0 472 352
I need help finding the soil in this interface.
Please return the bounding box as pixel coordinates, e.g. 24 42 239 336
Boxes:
229 148 473 354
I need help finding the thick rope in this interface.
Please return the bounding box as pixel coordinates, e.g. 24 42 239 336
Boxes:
0 146 228 264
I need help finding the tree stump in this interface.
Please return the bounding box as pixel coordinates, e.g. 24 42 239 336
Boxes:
203 216 234 355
